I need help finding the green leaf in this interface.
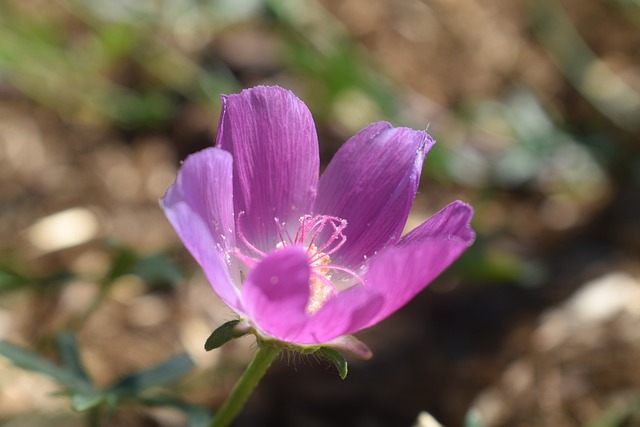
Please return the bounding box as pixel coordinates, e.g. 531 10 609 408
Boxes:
106 353 194 398
102 243 182 287
55 331 93 387
204 320 248 351
71 392 105 411
102 244 137 283
315 347 348 379
132 253 182 287
0 265 29 292
585 396 640 427
0 340 88 391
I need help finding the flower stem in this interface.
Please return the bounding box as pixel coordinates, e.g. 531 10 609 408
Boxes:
209 344 281 427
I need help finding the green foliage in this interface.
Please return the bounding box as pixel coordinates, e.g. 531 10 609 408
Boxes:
103 241 183 288
55 332 93 387
0 339 93 394
0 331 205 420
0 1 241 128
105 354 194 399
585 397 640 427
454 241 546 286
527 0 640 133
0 262 74 294
0 265 30 293
265 0 399 123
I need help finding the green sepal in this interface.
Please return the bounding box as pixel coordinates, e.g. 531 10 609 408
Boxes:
204 320 248 351
315 346 348 379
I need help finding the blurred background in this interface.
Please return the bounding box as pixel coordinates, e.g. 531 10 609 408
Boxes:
1 0 639 426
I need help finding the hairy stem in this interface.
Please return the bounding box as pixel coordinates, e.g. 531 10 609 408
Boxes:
209 344 281 427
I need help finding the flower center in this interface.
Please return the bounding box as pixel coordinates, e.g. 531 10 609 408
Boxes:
235 213 363 314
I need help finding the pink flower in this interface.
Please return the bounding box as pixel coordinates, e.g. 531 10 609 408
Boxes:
161 86 474 357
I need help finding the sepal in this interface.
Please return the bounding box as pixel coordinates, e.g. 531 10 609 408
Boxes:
314 346 348 380
204 320 249 351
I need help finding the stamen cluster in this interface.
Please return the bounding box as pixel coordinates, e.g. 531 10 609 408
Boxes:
235 213 363 314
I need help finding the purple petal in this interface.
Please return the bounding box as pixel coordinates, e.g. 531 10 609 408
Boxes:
242 246 384 344
314 122 434 266
324 335 372 360
160 148 242 312
399 200 475 246
292 285 384 344
359 201 475 329
241 246 311 341
216 86 319 251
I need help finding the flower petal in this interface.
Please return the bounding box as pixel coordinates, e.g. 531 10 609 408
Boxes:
324 335 373 360
292 285 384 344
160 147 241 312
399 200 475 246
358 201 475 329
216 86 319 251
315 122 434 265
241 246 311 341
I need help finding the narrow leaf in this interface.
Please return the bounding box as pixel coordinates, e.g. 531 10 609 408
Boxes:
133 253 182 287
106 353 194 397
0 340 87 390
55 331 93 387
204 320 247 351
316 347 348 379
71 392 104 411
0 265 29 292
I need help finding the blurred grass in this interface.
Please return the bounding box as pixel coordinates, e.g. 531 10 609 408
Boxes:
0 0 241 128
527 0 640 133
0 0 400 130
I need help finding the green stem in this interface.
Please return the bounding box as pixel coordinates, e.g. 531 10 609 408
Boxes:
209 344 281 427
86 405 101 427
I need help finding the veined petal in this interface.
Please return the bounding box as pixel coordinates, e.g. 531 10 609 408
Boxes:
286 202 473 342
241 246 384 345
241 246 311 341
359 201 475 329
292 285 384 344
324 335 373 360
315 122 434 266
399 200 475 246
216 86 319 251
160 148 241 312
